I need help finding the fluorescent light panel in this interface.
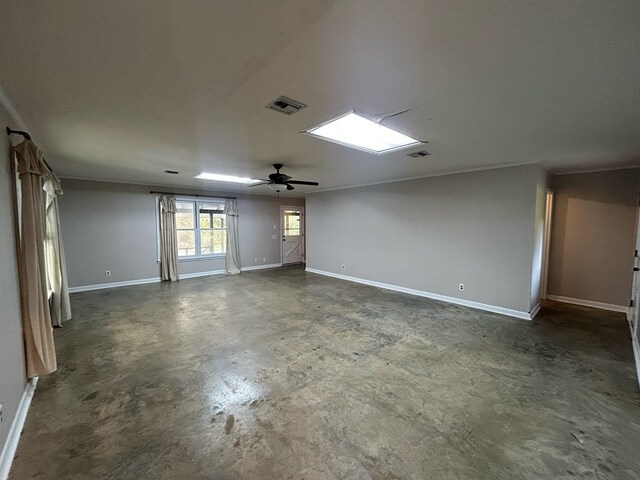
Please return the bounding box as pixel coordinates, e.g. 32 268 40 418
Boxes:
195 172 261 184
306 111 421 154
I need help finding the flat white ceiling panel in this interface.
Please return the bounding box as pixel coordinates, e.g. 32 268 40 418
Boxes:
1 0 639 195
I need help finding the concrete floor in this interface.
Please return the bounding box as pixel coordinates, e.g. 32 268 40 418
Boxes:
9 266 640 479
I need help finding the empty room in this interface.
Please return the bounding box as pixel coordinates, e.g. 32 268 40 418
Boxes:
1 1 640 479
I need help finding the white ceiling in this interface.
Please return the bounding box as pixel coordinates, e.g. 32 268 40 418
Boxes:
1 0 639 196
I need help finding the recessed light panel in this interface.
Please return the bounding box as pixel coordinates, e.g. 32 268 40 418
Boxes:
195 173 261 184
305 111 422 154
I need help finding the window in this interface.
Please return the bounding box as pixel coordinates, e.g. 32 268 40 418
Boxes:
173 199 226 258
283 210 301 236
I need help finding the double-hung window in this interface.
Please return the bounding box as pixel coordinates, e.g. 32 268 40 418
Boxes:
174 199 226 259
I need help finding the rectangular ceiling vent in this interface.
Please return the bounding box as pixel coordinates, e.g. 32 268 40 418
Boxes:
266 95 308 115
406 150 430 158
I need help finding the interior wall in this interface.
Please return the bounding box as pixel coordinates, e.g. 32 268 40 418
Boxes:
58 179 304 288
0 103 27 452
306 164 543 314
547 168 640 307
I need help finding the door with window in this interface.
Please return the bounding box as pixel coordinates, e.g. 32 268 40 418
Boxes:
631 207 640 355
281 206 304 265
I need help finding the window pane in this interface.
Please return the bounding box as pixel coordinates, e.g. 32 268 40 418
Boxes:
284 211 301 236
199 203 224 229
212 215 224 229
176 202 195 229
200 229 226 255
177 230 195 257
200 230 212 255
215 229 226 254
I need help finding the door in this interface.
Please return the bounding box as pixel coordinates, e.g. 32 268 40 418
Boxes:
281 206 304 265
631 207 640 340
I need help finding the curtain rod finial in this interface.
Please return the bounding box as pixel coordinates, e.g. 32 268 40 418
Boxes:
6 126 32 141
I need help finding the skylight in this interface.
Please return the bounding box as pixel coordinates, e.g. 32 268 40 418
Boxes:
305 111 422 154
195 173 261 184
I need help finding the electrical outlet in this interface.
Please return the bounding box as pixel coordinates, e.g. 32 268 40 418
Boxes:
271 234 277 239
105 270 111 277
459 283 464 291
341 264 346 270
254 257 259 262
0 403 3 424
262 257 266 262
273 224 277 230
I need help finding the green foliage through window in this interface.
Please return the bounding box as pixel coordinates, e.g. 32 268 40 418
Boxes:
174 200 226 257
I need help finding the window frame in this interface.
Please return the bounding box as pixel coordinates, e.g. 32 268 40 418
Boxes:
157 196 227 262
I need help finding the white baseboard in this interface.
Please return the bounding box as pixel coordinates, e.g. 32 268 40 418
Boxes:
0 378 38 480
305 268 534 320
68 277 160 293
546 295 629 314
69 265 284 292
179 269 225 279
241 263 282 271
530 303 541 320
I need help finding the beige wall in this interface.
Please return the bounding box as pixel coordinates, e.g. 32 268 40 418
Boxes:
548 168 640 307
58 179 304 287
306 164 545 314
0 104 27 452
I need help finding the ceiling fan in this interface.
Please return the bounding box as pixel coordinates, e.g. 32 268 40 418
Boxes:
249 163 319 193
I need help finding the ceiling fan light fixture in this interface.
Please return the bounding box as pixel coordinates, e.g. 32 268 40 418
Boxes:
195 172 262 184
268 183 287 193
304 111 422 154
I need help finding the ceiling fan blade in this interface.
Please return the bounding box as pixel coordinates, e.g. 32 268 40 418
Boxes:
286 183 295 190
286 180 319 186
247 180 269 187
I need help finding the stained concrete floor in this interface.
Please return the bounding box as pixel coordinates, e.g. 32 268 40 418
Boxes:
8 266 640 480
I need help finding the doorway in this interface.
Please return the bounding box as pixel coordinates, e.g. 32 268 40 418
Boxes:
281 206 304 265
631 206 640 387
540 190 554 300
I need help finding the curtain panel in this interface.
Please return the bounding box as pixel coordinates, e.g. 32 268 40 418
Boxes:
224 199 241 274
11 140 57 378
160 195 179 281
43 172 71 327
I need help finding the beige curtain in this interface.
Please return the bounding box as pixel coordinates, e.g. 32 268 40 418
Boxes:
12 141 57 378
43 172 71 327
224 199 241 274
160 195 179 281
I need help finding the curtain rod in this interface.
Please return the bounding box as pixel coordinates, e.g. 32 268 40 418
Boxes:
150 190 236 200
7 126 56 173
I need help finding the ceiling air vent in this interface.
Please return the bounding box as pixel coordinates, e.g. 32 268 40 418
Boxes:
265 95 308 115
406 150 430 158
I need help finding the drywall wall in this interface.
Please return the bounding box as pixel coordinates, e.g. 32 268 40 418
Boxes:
306 164 543 314
58 179 304 287
547 168 640 307
0 103 27 458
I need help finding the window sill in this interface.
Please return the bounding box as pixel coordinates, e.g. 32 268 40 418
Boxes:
156 254 226 264
180 254 226 262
